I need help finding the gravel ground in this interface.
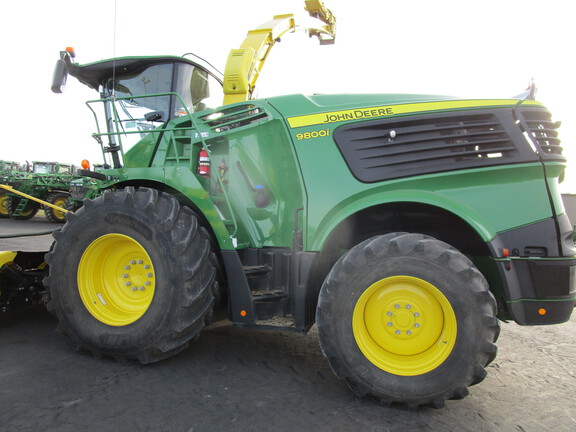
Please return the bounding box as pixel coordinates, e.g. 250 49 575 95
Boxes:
1 215 575 431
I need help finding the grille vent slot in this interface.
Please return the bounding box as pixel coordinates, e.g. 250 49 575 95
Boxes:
519 109 563 159
199 104 268 133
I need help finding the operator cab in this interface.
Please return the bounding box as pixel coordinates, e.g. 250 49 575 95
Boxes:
53 53 223 168
32 162 73 175
99 58 223 122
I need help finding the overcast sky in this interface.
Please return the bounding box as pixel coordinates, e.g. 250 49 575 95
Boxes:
2 0 574 190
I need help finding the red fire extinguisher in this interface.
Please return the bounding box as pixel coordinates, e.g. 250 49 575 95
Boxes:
198 149 210 177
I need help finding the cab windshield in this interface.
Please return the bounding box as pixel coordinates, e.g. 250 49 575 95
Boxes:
33 163 55 174
100 62 222 157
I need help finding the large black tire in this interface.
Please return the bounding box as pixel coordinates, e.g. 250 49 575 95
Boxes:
6 196 39 220
43 192 70 223
44 187 219 364
316 233 500 408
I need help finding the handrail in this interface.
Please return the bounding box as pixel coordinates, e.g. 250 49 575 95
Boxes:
84 93 239 240
186 112 239 240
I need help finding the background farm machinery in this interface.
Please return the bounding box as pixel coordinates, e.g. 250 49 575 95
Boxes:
0 161 102 222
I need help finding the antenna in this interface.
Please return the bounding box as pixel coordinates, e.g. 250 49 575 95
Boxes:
111 0 117 96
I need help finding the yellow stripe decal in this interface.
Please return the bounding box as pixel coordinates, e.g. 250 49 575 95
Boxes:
286 99 542 129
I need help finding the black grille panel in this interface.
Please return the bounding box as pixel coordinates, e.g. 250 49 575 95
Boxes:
334 109 544 183
518 108 563 159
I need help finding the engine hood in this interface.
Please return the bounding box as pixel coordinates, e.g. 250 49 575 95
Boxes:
264 93 537 129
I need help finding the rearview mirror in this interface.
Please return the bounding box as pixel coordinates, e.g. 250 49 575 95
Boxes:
51 59 68 93
145 111 164 122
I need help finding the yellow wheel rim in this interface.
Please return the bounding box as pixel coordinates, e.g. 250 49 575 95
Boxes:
51 196 68 221
353 275 457 376
78 233 156 326
0 194 8 216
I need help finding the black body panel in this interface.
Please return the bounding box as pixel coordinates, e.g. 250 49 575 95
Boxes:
333 107 563 183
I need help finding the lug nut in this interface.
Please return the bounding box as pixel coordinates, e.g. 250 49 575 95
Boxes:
124 265 131 270
125 282 131 286
123 274 129 278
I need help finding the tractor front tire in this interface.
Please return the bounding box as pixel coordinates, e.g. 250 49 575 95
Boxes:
316 233 499 408
43 192 69 223
45 187 219 363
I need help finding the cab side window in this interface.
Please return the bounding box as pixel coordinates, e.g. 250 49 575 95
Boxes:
174 64 223 116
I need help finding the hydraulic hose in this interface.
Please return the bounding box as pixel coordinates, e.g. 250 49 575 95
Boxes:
0 230 57 239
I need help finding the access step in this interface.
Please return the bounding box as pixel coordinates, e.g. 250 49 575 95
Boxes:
243 265 272 278
251 290 287 302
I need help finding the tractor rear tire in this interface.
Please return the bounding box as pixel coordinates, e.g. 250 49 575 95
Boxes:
6 196 39 220
43 192 69 223
316 233 499 408
44 187 219 363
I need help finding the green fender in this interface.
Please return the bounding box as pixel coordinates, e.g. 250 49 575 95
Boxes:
310 189 496 252
102 167 234 250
